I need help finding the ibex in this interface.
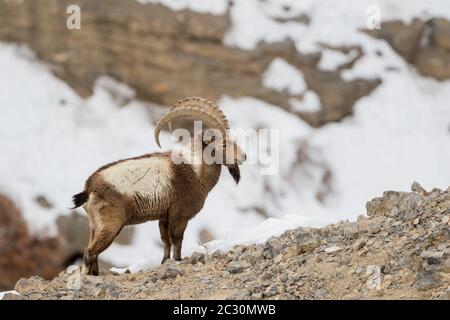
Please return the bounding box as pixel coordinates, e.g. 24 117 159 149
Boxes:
72 97 246 275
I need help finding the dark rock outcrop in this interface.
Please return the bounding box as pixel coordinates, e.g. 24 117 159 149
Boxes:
367 18 450 81
0 194 64 290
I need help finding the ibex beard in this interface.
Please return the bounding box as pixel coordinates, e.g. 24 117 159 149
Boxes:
71 97 246 276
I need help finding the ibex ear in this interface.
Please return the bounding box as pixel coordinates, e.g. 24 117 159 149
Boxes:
227 164 240 184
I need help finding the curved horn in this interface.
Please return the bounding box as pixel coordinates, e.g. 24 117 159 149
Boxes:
154 106 227 148
172 96 230 130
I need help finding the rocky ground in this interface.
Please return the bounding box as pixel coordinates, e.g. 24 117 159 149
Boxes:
3 182 450 300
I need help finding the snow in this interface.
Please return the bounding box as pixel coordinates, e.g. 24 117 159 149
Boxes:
318 49 359 72
1 1 450 271
262 58 307 95
223 0 450 53
290 91 321 113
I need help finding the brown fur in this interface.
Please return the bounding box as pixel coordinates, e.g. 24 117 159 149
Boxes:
77 150 224 275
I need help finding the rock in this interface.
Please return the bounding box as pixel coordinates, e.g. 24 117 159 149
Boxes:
264 285 281 297
227 261 251 274
324 245 342 254
265 236 284 258
231 290 250 300
414 272 442 291
343 222 358 239
158 265 183 279
66 265 79 274
382 275 393 289
191 252 205 264
416 47 450 81
251 293 263 299
442 258 450 273
411 181 428 196
366 265 383 290
66 269 83 290
211 250 226 260
420 250 445 265
240 248 264 264
296 256 306 266
14 278 35 294
94 286 107 298
4 186 450 300
94 283 122 299
367 18 450 81
0 0 379 128
0 194 66 291
98 283 121 299
353 240 366 251
1 292 21 300
432 18 450 50
313 288 327 299
297 240 320 254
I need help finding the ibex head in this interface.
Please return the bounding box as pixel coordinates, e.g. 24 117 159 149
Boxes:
154 96 246 184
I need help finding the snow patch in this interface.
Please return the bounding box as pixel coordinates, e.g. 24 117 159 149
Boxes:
263 58 306 95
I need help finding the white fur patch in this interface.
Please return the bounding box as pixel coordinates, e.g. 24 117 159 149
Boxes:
100 157 173 199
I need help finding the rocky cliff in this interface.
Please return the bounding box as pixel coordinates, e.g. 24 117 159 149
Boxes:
5 183 449 300
0 0 380 127
367 18 450 81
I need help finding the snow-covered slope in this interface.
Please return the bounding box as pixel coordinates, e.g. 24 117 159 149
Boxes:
1 1 450 270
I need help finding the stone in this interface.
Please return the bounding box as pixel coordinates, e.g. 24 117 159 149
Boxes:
211 250 226 260
66 265 79 274
297 240 320 254
264 285 281 297
432 18 450 50
296 257 306 266
343 222 359 239
240 248 264 264
251 293 263 299
227 261 251 274
324 245 342 254
353 240 366 250
313 288 327 299
366 265 383 290
411 181 428 195
100 283 121 298
4 187 450 300
382 275 393 289
442 258 450 273
414 272 442 291
265 236 284 258
158 265 183 279
367 18 450 81
420 250 445 260
231 290 250 300
14 278 35 294
191 252 205 264
1 292 21 300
